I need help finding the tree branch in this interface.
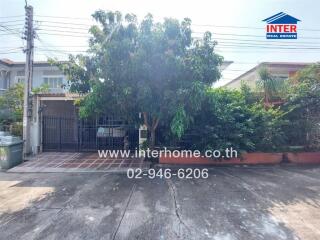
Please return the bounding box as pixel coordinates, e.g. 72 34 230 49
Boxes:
152 117 160 130
143 112 150 129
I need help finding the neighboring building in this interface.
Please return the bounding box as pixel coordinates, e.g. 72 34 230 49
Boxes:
0 58 68 95
220 61 233 72
0 59 78 154
224 62 311 89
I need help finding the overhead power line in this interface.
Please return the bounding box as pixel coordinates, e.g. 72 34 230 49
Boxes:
30 15 320 32
0 15 24 19
35 24 90 31
0 23 24 28
215 42 320 49
193 23 320 32
0 24 23 37
35 15 92 21
0 47 23 51
0 19 24 24
37 28 89 35
36 32 90 38
34 20 92 27
29 16 320 32
36 47 88 53
193 31 320 40
215 44 320 50
2 21 320 41
0 49 23 54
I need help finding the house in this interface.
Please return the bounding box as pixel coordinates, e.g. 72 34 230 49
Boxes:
0 59 81 154
0 59 68 95
1 58 233 155
223 62 311 89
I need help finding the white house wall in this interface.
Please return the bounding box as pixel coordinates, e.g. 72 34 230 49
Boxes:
9 65 68 93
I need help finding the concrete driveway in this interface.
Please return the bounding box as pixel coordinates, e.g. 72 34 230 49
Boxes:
0 165 319 240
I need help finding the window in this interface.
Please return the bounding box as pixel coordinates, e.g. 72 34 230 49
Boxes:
0 77 7 90
43 76 63 89
274 75 288 81
16 76 25 83
16 70 25 83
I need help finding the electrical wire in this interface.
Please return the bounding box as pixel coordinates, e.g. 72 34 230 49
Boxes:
34 20 92 27
35 15 92 21
34 24 90 31
193 23 320 32
0 15 24 19
0 19 24 24
37 28 90 35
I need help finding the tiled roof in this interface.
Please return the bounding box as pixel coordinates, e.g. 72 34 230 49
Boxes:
35 93 84 98
0 58 67 67
224 62 312 87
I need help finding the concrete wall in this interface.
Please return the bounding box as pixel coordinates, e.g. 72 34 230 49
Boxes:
42 100 77 118
226 71 258 89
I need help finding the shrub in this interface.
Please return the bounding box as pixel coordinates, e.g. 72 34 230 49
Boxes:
187 88 286 153
282 63 320 150
248 104 287 151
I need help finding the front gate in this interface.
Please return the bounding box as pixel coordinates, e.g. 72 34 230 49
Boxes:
42 115 138 152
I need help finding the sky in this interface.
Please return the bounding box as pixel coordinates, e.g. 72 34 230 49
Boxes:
1 0 320 86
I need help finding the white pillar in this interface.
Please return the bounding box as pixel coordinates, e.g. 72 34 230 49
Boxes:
139 124 148 149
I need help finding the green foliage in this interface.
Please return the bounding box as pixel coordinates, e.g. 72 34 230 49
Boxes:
170 106 189 139
257 67 286 104
189 88 286 152
240 81 260 104
190 88 254 152
32 83 50 94
248 104 287 151
282 63 320 149
49 56 94 94
0 83 49 132
0 83 24 124
53 10 223 145
10 122 23 137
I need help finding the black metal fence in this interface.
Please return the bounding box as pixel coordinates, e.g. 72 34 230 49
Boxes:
42 115 138 152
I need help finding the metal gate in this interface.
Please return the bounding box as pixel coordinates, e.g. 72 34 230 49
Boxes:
42 116 78 151
42 115 138 152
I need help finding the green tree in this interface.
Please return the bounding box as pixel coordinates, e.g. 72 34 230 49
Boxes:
56 11 223 148
0 83 49 127
0 83 24 124
257 67 285 107
283 63 320 149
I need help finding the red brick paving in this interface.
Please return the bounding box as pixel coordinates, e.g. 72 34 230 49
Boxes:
9 152 149 173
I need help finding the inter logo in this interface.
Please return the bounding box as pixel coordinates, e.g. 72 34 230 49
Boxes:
263 12 300 39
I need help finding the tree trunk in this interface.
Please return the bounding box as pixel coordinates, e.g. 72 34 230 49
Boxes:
150 128 156 149
142 112 159 149
264 92 270 109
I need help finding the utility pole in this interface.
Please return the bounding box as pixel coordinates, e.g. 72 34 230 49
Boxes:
23 4 34 157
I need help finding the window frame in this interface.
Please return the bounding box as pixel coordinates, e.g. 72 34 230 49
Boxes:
42 75 64 90
15 76 25 84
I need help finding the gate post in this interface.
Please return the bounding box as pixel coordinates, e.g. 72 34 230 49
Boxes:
59 118 62 151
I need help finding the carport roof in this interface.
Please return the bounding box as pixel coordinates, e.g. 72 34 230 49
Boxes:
36 92 84 100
